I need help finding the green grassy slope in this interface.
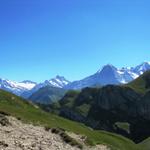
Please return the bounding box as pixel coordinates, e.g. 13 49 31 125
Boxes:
29 86 67 104
138 137 150 150
126 71 150 94
0 89 140 150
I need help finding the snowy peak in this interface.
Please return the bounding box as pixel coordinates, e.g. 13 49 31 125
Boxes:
0 78 37 96
96 64 136 84
21 75 71 98
65 61 150 90
21 80 37 84
98 64 118 75
55 75 67 81
97 64 117 73
133 62 150 75
45 75 70 88
97 63 144 84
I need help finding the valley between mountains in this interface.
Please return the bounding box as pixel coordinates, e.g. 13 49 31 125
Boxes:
1 62 150 150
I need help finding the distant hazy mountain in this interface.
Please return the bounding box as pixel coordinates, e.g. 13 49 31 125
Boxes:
21 75 70 98
0 79 36 95
65 62 150 89
29 86 67 104
44 75 70 88
0 75 70 97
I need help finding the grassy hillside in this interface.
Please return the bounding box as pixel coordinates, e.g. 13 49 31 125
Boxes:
126 71 150 94
29 86 67 104
0 89 140 150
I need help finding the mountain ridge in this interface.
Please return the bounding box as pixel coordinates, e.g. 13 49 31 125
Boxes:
0 61 150 97
65 62 150 89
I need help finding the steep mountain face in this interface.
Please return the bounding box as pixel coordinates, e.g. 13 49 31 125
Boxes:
52 71 150 143
58 86 141 124
65 62 150 89
0 79 36 96
29 86 67 104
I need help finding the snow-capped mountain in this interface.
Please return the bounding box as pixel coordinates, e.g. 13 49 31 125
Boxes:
65 62 150 89
0 75 70 98
21 80 37 84
0 79 37 96
44 75 70 88
21 75 70 98
33 75 70 91
1 62 150 97
132 62 150 75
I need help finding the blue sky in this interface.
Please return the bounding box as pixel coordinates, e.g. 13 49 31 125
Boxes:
0 0 150 82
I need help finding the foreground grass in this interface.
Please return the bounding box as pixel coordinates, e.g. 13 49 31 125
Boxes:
0 90 140 150
138 137 150 150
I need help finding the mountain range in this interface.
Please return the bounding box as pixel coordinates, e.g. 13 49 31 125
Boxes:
65 62 150 89
50 71 150 143
0 62 150 98
0 79 36 96
0 76 70 97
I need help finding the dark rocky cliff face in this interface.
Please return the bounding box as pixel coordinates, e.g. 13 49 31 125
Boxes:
60 108 86 123
137 91 150 120
96 85 140 111
57 84 150 143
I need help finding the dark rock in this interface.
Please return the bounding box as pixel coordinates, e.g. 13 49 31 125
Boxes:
0 141 8 147
60 108 86 123
0 114 10 126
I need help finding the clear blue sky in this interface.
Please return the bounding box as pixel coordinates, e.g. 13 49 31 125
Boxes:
0 0 150 82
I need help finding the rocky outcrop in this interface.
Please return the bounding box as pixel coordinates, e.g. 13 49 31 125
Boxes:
0 114 10 126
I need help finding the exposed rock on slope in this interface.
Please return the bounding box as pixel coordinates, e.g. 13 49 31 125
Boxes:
0 114 109 150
